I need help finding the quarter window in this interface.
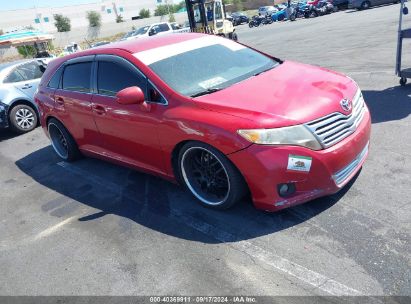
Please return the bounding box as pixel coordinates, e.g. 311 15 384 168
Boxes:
47 66 63 89
97 61 146 97
62 62 92 93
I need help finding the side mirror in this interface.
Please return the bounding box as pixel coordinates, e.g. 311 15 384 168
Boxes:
116 86 145 105
403 6 409 15
149 28 157 36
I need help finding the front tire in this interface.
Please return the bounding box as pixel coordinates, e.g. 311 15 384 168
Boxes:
9 104 38 134
48 118 80 162
178 142 246 210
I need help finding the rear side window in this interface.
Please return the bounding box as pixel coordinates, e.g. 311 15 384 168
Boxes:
3 69 25 83
97 61 145 97
62 62 92 93
17 61 44 80
158 23 170 32
47 66 63 89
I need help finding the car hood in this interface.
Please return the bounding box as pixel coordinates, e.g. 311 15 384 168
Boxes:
193 61 358 128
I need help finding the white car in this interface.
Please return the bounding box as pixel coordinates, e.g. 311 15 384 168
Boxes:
122 23 175 41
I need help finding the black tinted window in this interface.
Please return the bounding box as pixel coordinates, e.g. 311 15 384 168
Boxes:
62 62 92 93
47 66 63 89
158 23 170 32
97 61 145 97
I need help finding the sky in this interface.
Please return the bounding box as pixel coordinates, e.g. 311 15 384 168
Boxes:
0 0 176 11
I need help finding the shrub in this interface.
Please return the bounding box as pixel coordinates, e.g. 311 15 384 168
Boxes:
87 11 101 27
53 14 71 32
139 8 151 19
16 45 36 58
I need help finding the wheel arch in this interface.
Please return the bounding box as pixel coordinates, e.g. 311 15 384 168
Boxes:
170 139 250 195
8 98 39 117
45 115 77 145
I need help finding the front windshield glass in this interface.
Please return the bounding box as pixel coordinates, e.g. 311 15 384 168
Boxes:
134 26 150 35
147 38 278 97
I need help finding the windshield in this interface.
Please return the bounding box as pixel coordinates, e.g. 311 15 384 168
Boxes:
134 26 150 35
147 38 278 97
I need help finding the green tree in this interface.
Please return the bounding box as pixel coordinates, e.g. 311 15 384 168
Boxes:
87 11 101 27
154 4 173 16
53 14 71 32
116 14 124 23
139 8 151 19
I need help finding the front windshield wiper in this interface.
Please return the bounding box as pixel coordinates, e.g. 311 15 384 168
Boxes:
190 87 223 98
253 66 275 77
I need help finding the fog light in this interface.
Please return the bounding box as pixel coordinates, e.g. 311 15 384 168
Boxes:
278 183 296 197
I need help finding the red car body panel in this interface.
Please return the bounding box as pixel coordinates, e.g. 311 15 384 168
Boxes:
35 33 371 211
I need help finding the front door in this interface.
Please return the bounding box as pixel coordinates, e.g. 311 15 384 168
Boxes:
91 55 167 175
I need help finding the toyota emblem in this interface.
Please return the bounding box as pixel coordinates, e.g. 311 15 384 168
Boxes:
340 98 352 112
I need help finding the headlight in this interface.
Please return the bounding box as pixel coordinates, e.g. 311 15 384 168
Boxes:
238 125 322 150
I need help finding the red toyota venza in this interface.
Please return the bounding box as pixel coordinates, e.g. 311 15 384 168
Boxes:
35 33 371 212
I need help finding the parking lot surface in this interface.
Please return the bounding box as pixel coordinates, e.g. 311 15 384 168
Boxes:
0 4 410 297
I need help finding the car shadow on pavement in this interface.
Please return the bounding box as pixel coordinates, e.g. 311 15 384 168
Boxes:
0 129 19 142
16 145 358 243
363 85 411 124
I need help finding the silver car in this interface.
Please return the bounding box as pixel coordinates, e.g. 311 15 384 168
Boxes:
0 59 48 133
348 0 398 9
258 6 278 16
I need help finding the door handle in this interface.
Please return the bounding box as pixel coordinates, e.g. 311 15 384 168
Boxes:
92 104 106 115
55 96 65 105
22 84 33 89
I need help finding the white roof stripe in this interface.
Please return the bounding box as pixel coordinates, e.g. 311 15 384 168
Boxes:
133 36 245 65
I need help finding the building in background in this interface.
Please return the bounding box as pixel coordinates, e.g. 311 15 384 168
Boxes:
0 0 164 33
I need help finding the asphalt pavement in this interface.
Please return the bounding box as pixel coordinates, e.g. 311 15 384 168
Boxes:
0 3 410 298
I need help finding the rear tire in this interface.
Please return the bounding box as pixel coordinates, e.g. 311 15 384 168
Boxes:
48 118 80 162
178 142 246 210
9 104 38 134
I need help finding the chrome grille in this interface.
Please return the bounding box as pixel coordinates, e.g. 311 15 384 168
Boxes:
333 143 369 187
305 89 365 149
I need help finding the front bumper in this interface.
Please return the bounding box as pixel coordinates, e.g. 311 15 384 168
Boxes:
228 106 371 212
0 102 9 129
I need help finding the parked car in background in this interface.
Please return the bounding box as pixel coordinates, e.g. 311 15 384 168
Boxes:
35 34 371 212
329 0 349 10
271 6 288 21
258 6 278 16
348 0 398 9
91 41 110 48
0 59 49 133
121 23 174 41
230 12 250 25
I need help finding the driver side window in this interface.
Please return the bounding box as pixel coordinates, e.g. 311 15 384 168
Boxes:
97 61 146 97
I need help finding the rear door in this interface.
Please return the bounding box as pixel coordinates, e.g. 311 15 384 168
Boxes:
4 61 44 99
54 56 101 151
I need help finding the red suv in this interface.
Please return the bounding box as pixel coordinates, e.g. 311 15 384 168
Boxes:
35 33 371 212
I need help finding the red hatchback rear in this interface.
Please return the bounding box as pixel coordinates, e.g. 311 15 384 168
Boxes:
35 33 371 212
